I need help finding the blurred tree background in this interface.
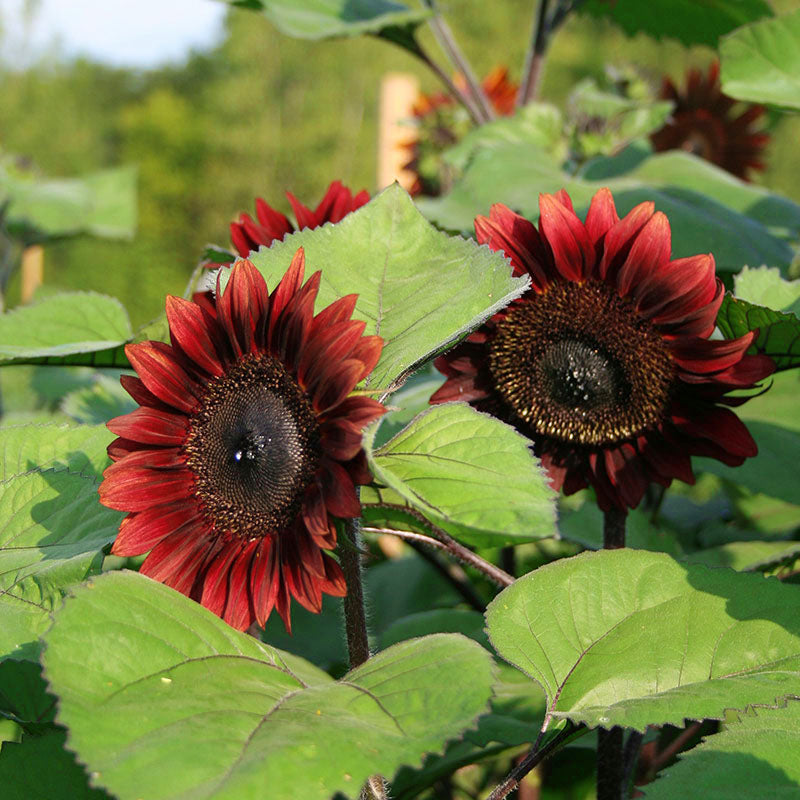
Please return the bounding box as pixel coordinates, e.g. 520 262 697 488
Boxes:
1 0 798 329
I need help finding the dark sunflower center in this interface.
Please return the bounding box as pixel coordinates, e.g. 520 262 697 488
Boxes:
489 280 675 446
184 353 321 538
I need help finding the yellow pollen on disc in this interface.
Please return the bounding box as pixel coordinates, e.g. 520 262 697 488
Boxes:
489 280 675 446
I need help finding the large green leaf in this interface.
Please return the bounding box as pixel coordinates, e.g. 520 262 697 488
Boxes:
43 571 494 800
1 161 137 240
580 0 772 47
486 549 800 732
0 728 112 800
644 700 800 799
243 184 529 394
687 540 800 572
222 0 429 42
0 469 121 660
364 403 558 547
721 9 800 110
0 423 113 481
0 660 55 728
418 144 796 273
0 292 132 363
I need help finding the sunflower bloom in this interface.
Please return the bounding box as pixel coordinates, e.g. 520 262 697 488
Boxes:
650 62 769 181
228 180 370 259
101 250 385 631
431 189 774 511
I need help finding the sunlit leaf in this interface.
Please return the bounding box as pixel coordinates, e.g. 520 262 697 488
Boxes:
0 469 120 660
645 700 800 798
0 293 132 363
721 8 800 110
364 403 558 547
43 571 494 800
487 549 800 732
0 423 112 481
243 184 529 393
60 375 136 425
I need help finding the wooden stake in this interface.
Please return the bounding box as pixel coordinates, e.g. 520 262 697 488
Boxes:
377 73 420 192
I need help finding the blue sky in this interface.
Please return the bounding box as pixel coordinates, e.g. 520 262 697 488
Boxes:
0 0 227 67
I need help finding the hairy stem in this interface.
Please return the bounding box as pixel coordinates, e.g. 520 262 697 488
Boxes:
416 47 484 125
340 515 371 668
487 722 581 800
363 502 513 587
597 507 628 799
422 0 494 122
519 0 551 105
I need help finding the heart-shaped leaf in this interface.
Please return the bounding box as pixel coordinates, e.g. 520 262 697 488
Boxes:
487 549 800 732
43 571 495 800
363 403 558 547
721 8 800 110
0 469 120 660
242 184 529 394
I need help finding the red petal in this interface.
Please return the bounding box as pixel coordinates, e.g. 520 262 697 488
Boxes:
286 191 318 231
201 542 244 618
615 212 672 298
217 259 269 357
222 540 258 631
672 405 758 459
119 374 172 411
671 334 755 374
100 460 194 511
320 460 361 518
166 295 224 378
311 359 364 414
350 336 383 383
598 201 655 281
430 375 489 404
320 419 364 461
268 248 306 346
125 341 202 413
538 191 595 282
302 480 332 539
324 395 386 428
255 197 293 241
584 188 619 247
310 293 358 334
475 204 552 288
111 503 199 556
107 407 188 446
299 320 366 388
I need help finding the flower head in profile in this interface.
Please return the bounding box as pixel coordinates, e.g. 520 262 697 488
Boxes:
213 181 369 265
100 250 385 631
650 62 769 181
431 189 774 510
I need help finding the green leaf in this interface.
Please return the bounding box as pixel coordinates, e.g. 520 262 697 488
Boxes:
243 184 529 393
222 0 430 43
0 423 113 481
721 9 800 110
644 700 800 799
0 292 133 363
418 144 796 273
364 403 558 547
0 728 112 800
43 571 494 800
486 549 800 732
60 374 136 424
0 469 121 660
444 103 567 171
734 265 800 315
0 161 137 240
0 660 55 727
580 0 772 47
687 540 800 572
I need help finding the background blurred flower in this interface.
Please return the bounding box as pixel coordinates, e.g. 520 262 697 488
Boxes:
431 188 774 510
101 251 385 631
650 62 769 181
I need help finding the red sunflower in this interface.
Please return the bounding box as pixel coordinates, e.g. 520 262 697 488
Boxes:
228 180 370 260
430 189 774 511
650 62 769 181
100 250 385 631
